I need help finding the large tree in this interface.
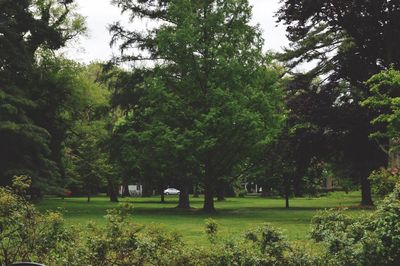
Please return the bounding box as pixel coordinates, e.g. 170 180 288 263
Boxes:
58 63 120 202
0 0 85 194
110 0 284 212
277 0 400 205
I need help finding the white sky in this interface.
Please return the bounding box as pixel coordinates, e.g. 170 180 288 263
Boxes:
64 0 288 64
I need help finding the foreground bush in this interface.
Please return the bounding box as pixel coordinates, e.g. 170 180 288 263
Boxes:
369 167 400 197
311 183 400 266
1 176 400 265
0 176 84 265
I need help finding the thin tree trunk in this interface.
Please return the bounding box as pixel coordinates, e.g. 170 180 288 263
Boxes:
360 175 373 206
177 185 190 209
284 176 290 209
216 183 225 201
142 182 152 197
107 178 119 203
203 176 215 212
159 185 165 203
285 193 289 209
261 183 269 197
160 193 165 203
122 182 130 197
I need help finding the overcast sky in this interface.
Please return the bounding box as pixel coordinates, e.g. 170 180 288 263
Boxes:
64 0 289 63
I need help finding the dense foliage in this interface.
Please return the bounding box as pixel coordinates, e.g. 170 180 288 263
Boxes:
0 0 86 195
310 183 400 265
1 0 400 263
109 0 285 211
2 176 400 265
363 69 400 168
276 0 400 206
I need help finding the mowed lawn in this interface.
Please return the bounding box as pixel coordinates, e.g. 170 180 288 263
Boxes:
37 192 373 246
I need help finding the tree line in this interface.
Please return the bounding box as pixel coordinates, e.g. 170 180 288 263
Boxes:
1 0 399 212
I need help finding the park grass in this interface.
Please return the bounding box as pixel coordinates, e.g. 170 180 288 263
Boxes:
37 191 374 246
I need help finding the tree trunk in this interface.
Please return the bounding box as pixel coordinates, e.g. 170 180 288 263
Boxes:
203 177 215 212
284 176 290 209
216 184 225 201
177 184 190 209
285 193 289 209
157 184 165 203
142 182 152 197
107 178 119 202
360 175 373 206
160 192 165 203
261 181 268 197
122 183 130 197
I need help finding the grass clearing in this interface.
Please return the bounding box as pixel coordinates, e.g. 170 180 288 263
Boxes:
37 191 373 246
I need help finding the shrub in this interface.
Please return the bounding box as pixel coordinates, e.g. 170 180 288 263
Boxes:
0 176 82 265
244 223 289 263
3 176 400 265
369 167 400 197
204 218 219 243
83 204 140 265
309 181 400 266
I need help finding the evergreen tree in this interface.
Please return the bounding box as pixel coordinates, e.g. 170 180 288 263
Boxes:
0 0 85 195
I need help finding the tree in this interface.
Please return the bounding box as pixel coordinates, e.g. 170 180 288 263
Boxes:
277 0 400 205
109 68 201 208
110 0 285 212
0 0 85 195
363 68 400 169
58 63 119 202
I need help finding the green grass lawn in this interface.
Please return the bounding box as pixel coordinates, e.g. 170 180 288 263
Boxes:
37 192 373 246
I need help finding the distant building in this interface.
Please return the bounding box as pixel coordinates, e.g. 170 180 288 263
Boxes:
128 184 142 196
119 184 143 197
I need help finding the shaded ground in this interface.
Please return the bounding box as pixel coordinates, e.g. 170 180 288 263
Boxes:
37 191 373 246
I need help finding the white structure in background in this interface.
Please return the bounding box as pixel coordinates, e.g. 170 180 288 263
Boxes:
128 185 142 196
119 184 143 197
244 182 262 193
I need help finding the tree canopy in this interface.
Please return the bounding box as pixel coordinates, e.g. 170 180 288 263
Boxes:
276 0 400 205
0 0 86 194
109 0 285 211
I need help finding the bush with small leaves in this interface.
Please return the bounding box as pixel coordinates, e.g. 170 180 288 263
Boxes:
204 218 219 243
310 209 355 243
3 176 400 265
0 176 82 265
244 223 289 264
309 182 400 266
83 203 141 265
369 167 400 197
